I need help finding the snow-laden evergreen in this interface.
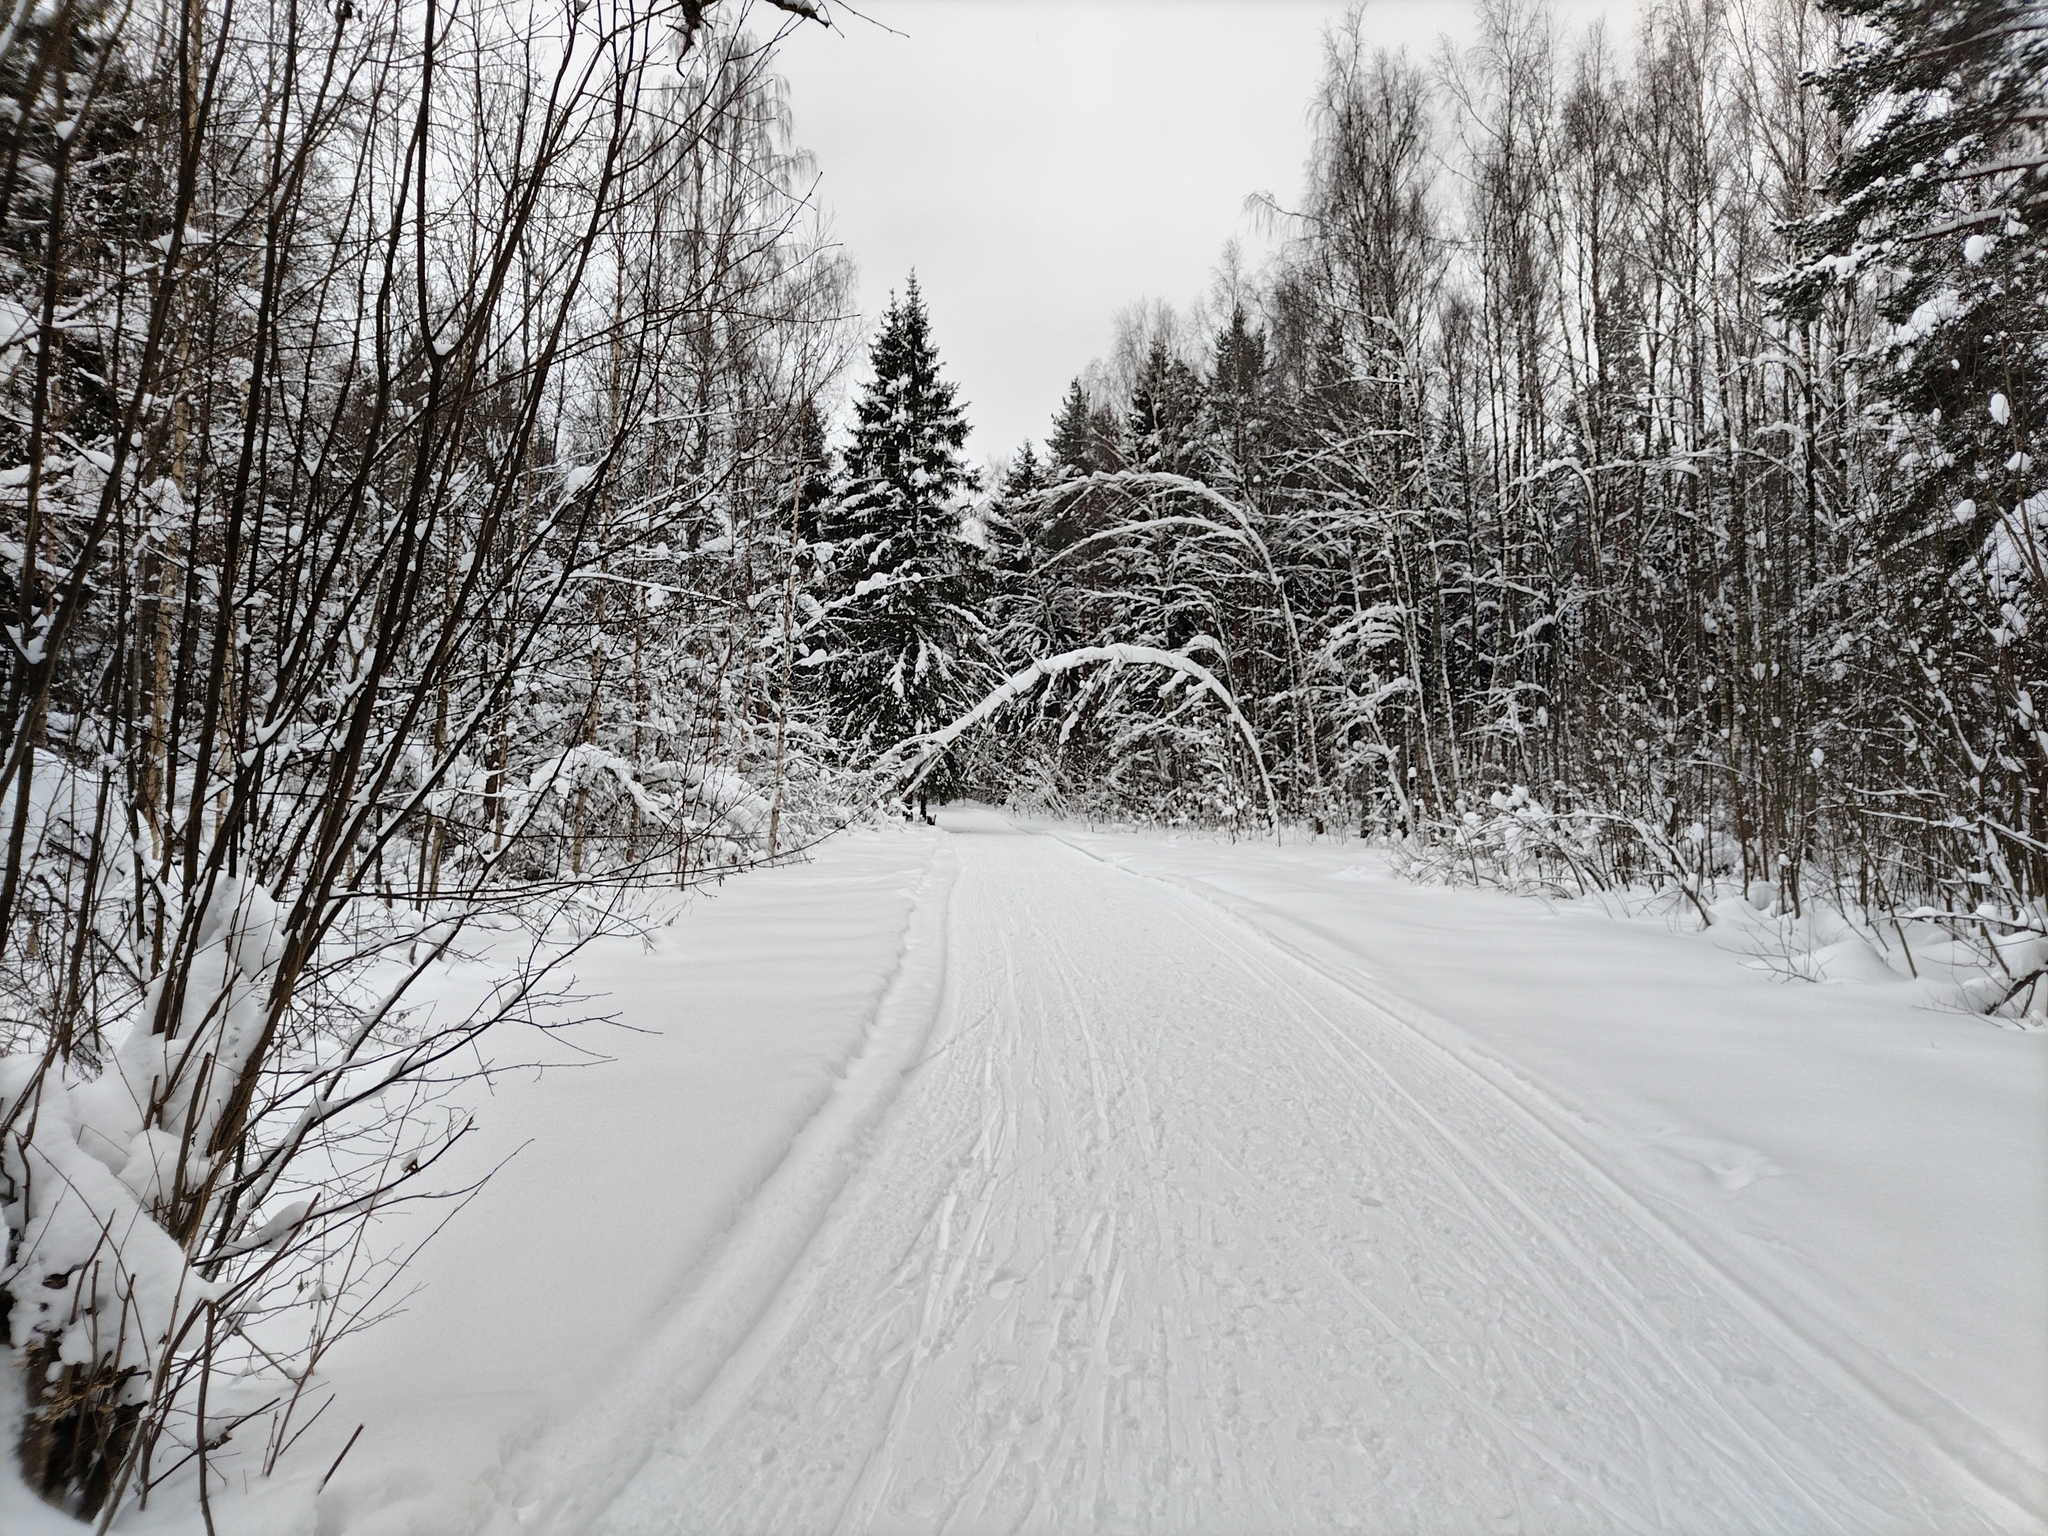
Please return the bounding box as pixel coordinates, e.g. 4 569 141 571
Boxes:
812 278 994 806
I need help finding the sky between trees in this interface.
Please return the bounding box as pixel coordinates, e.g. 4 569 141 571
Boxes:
778 0 1641 462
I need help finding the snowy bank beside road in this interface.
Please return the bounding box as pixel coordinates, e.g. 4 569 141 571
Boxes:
279 828 949 1536
3 826 946 1536
1045 822 2048 1517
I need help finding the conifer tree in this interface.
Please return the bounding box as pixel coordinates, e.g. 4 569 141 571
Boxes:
1206 304 1275 496
789 398 840 548
1122 338 1208 474
818 276 990 807
1049 379 1100 478
1010 442 1046 495
1039 380 1118 599
981 445 1054 660
1782 0 2048 901
1784 0 2044 568
986 442 1050 576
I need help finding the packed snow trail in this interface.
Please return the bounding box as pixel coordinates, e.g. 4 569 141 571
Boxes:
510 810 2027 1535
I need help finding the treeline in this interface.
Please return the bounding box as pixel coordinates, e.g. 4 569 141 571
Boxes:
954 0 2043 927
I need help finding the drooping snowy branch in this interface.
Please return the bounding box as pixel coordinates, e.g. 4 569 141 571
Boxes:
886 644 1279 826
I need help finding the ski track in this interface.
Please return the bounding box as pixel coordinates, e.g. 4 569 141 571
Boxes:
536 810 2030 1536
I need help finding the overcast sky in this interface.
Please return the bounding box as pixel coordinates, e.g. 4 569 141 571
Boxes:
774 0 1630 469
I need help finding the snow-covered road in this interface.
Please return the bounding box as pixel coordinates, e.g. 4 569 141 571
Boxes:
505 809 2026 1535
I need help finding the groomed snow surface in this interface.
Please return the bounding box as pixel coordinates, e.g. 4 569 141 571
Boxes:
7 809 2044 1534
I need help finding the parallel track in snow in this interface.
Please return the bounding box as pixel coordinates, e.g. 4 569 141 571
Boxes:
511 810 2032 1535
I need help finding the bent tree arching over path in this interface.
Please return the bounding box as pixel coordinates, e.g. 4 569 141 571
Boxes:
497 811 2027 1536
892 643 1280 825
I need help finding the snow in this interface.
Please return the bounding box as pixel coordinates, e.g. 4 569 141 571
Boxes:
1043 821 2048 1513
0 1060 212 1382
8 814 2042 1532
90 827 944 1535
0 878 300 1502
898 643 1277 820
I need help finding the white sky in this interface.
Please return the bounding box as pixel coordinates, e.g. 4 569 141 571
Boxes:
774 0 1631 468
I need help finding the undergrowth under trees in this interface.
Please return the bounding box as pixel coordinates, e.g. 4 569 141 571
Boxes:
0 0 848 1519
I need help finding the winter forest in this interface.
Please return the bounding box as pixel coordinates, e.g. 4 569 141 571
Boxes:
1 0 2043 1530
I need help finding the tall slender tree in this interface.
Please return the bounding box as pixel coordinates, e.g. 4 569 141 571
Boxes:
817 277 990 809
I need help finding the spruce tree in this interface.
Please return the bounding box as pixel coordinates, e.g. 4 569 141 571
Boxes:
1122 338 1208 474
818 276 990 806
982 443 1045 590
985 444 1065 656
789 398 839 549
1784 0 2043 560
1048 380 1099 479
1040 380 1117 599
1206 304 1275 497
985 441 1049 581
1004 441 1047 499
1780 0 2047 901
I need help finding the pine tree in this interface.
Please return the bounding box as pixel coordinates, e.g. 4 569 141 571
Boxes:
818 276 990 806
1048 379 1100 479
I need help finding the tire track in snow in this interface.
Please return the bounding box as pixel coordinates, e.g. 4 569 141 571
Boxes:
575 812 2032 1534
473 831 961 1536
1197 931 1843 1526
1047 827 2048 1521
